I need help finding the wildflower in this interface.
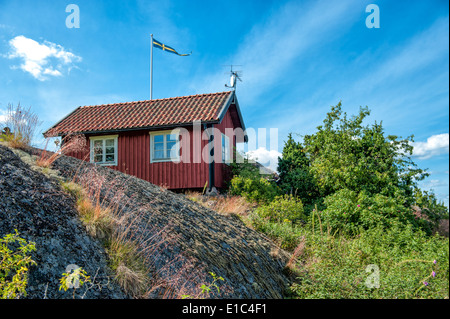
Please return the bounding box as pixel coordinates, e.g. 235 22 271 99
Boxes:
433 260 437 264
423 281 428 286
432 271 436 277
357 205 360 207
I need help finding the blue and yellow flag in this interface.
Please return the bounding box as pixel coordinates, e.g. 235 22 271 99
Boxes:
152 38 191 56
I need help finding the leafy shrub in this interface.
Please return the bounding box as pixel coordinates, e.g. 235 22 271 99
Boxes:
229 175 278 204
245 202 448 298
0 230 36 299
59 267 91 299
277 133 319 204
182 272 225 299
248 195 306 250
289 224 449 299
229 152 262 180
302 103 428 199
319 189 426 236
413 189 449 221
250 218 305 251
255 195 305 223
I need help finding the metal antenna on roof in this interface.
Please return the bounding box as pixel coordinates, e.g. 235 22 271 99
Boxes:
224 65 242 91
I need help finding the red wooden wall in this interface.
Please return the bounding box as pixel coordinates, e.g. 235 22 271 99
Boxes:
67 108 239 190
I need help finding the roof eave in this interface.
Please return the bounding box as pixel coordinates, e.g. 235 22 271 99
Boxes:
217 91 248 142
42 106 81 138
51 120 222 137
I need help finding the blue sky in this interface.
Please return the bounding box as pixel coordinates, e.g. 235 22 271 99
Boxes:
0 0 448 205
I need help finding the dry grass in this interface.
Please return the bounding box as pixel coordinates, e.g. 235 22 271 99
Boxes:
0 103 41 149
214 196 254 216
36 133 86 168
76 197 114 239
185 191 255 218
285 236 306 271
115 263 148 296
106 232 150 298
61 181 84 199
3 141 230 299
63 166 221 299
66 167 153 297
62 179 114 239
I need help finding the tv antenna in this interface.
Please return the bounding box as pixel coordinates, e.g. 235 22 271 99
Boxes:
224 65 242 91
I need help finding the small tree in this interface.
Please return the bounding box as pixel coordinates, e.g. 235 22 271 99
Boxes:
277 133 319 204
255 194 305 224
302 102 428 200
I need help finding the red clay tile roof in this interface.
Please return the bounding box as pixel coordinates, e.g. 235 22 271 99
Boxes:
45 91 234 136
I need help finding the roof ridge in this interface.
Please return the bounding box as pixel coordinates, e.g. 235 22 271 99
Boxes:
80 91 232 109
44 90 238 137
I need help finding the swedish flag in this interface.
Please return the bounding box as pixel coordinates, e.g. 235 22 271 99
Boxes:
152 38 191 56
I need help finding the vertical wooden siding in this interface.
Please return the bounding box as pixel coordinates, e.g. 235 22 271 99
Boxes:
66 107 239 189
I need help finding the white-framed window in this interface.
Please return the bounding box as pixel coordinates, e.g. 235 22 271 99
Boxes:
221 133 230 164
150 130 180 163
89 135 118 166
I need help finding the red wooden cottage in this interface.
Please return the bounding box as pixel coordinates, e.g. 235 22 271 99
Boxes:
44 91 247 193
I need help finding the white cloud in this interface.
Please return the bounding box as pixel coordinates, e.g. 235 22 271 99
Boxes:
412 133 449 159
6 35 81 81
246 147 281 173
0 108 9 126
422 179 448 189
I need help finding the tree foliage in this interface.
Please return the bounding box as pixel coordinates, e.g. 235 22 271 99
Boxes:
302 102 428 199
229 175 278 204
0 230 36 299
277 102 447 225
229 150 280 203
277 133 318 204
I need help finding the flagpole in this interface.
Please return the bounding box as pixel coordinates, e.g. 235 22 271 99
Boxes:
150 34 153 100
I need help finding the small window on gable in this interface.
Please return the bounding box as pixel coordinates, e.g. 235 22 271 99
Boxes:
221 133 230 164
150 130 180 163
89 135 118 166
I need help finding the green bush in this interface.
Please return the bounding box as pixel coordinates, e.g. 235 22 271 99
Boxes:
255 195 305 224
413 188 449 221
247 195 306 250
319 189 427 236
229 153 261 180
229 175 278 204
250 218 305 251
289 224 449 299
0 230 36 299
